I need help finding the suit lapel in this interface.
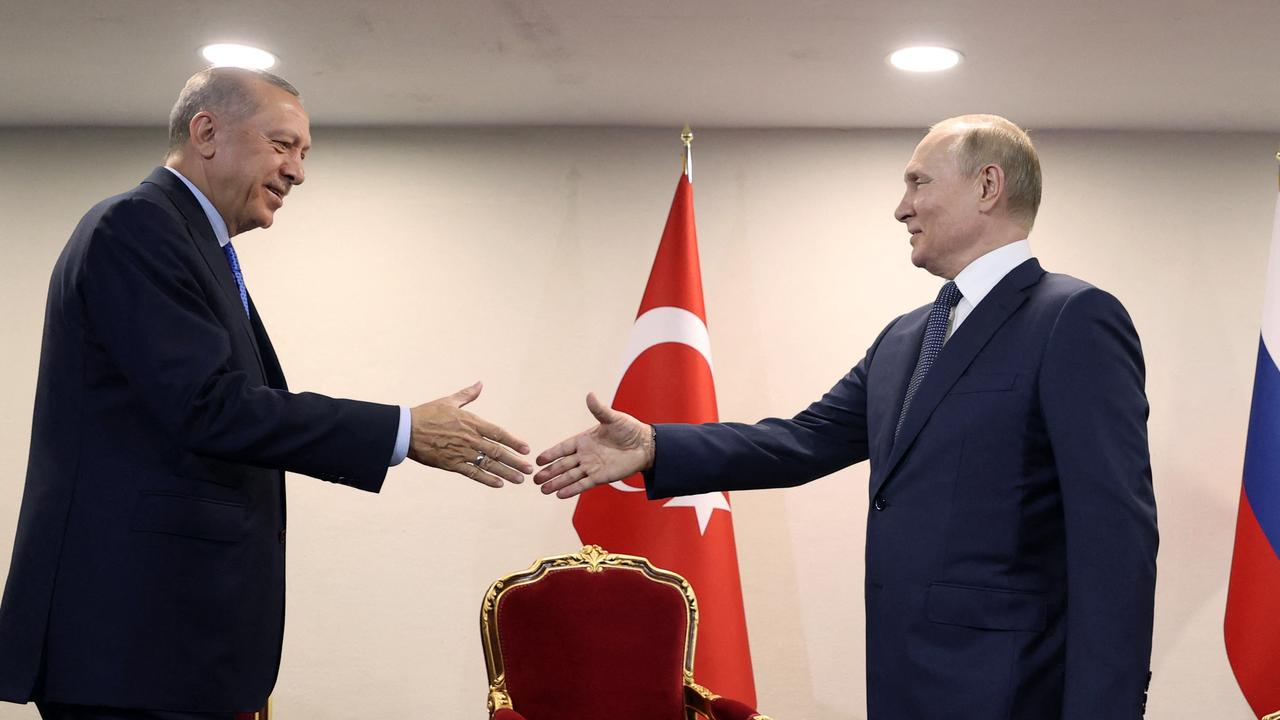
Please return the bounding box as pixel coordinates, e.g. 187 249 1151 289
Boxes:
874 259 1045 496
248 296 288 390
141 168 268 379
870 309 928 469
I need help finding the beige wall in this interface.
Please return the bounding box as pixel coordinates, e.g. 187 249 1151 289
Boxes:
0 126 1272 718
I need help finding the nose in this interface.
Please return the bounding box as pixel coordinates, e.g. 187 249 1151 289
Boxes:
894 192 912 223
283 155 305 187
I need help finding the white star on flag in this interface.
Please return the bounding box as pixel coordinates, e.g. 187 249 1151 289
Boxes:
663 491 732 535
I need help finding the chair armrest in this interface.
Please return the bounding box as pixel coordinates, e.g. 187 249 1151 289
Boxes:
708 696 773 720
684 680 774 720
492 709 528 720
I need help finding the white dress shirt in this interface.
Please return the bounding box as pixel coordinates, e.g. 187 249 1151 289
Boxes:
164 167 411 466
946 239 1033 342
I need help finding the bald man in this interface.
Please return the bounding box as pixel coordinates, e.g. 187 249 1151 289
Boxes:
536 115 1158 719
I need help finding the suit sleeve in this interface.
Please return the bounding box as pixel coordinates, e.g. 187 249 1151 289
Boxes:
645 318 900 500
1039 287 1157 719
78 197 400 490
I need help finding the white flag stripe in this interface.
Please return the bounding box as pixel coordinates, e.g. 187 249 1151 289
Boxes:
1261 193 1280 356
614 306 715 393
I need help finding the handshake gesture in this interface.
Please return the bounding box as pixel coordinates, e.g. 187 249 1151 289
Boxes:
412 387 652 497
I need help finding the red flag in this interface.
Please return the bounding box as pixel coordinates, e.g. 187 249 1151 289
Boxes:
573 172 757 704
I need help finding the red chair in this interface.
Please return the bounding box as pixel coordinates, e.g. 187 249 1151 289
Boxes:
479 545 773 720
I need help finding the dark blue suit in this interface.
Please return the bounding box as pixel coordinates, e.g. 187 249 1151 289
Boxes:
648 258 1157 719
0 169 400 711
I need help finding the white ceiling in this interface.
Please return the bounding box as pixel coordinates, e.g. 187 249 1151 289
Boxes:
3 0 1278 131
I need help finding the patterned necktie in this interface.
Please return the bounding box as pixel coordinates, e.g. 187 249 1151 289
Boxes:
222 243 251 320
895 280 963 440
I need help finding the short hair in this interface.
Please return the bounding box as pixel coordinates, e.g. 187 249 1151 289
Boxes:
166 67 300 156
931 114 1042 229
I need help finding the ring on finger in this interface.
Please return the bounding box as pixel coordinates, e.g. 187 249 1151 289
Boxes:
473 450 487 467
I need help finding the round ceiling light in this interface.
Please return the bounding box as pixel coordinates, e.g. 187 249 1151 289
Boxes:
888 46 962 73
200 43 277 70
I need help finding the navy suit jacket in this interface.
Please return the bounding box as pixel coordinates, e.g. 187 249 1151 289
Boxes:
648 258 1158 719
0 168 401 711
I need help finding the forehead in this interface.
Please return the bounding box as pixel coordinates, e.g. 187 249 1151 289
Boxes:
904 130 958 177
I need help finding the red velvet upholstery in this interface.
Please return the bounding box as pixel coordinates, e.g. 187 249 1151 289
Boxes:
495 566 689 720
493 710 527 720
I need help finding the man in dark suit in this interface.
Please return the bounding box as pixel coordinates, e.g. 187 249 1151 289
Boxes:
534 115 1158 719
0 67 532 720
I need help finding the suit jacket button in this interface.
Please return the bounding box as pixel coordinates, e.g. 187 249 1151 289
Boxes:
873 495 887 511
278 529 286 544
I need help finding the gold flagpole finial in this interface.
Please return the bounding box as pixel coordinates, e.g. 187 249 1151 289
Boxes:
681 124 694 181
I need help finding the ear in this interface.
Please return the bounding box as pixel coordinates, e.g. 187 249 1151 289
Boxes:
189 111 218 159
976 163 1004 213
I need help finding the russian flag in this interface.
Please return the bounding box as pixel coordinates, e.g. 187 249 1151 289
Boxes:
1226 187 1280 720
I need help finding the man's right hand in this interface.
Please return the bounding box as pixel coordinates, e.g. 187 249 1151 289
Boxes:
533 392 654 498
408 382 531 488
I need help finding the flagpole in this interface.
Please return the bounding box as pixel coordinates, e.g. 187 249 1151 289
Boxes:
682 123 694 182
1267 150 1280 720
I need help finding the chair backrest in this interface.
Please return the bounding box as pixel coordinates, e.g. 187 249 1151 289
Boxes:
480 545 699 720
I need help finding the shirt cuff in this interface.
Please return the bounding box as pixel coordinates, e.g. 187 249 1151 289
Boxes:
389 405 411 466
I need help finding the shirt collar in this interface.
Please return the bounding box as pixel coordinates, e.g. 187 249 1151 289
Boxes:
164 166 230 248
952 239 1032 307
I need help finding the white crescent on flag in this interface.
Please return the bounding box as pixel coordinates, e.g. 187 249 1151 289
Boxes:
609 304 730 537
609 305 713 495
617 306 715 385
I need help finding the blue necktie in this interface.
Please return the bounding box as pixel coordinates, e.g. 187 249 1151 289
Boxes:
222 243 251 320
895 281 962 439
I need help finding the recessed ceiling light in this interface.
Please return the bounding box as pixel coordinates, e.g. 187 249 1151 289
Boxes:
200 43 277 70
889 46 962 73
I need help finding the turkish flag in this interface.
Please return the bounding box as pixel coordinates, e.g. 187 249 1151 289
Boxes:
573 173 757 704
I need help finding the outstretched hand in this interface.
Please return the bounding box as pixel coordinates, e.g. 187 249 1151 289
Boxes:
408 381 532 488
534 392 654 498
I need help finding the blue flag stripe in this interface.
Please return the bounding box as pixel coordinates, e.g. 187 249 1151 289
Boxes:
1243 336 1280 559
